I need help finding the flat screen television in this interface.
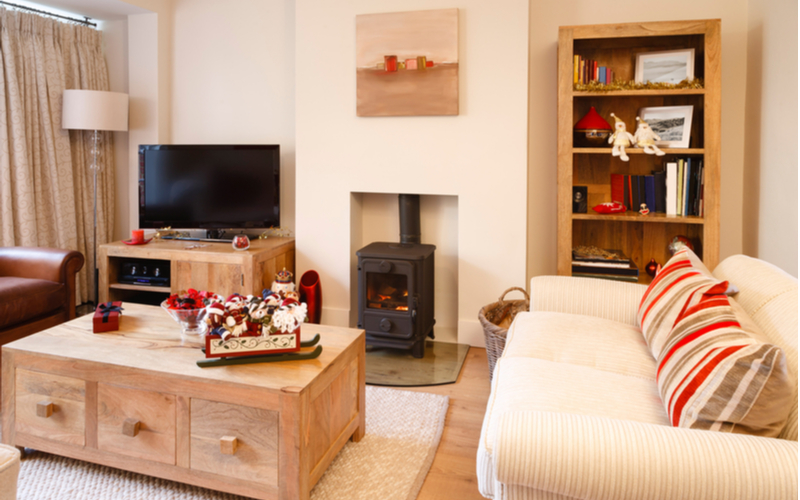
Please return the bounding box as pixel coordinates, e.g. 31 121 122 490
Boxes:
138 144 280 230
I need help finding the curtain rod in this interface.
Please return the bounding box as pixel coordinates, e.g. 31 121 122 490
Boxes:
0 0 96 27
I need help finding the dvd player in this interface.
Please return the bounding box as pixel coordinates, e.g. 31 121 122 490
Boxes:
118 260 170 287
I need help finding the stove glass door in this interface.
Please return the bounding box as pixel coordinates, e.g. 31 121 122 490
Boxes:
366 272 409 311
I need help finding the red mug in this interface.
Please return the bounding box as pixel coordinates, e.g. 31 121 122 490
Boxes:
131 229 144 243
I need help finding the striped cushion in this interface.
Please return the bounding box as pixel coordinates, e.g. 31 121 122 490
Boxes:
637 249 721 358
657 289 793 436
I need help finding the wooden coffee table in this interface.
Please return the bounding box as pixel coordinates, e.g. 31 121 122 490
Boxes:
1 303 365 500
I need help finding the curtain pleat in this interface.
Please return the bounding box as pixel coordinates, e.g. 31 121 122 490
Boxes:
0 8 115 304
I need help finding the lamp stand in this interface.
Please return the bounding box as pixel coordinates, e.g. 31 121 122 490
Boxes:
91 129 100 306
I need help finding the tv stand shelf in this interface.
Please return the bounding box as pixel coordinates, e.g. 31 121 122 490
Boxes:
98 237 295 304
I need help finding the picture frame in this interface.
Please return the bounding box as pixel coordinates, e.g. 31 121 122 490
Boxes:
637 105 694 149
572 186 587 213
635 49 695 84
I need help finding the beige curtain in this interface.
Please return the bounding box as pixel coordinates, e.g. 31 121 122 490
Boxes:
0 8 115 304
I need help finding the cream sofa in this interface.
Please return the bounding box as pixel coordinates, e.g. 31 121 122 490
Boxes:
478 255 798 500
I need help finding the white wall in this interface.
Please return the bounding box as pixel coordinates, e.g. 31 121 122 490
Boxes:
296 0 529 346
527 2 751 280
743 0 798 276
169 0 296 232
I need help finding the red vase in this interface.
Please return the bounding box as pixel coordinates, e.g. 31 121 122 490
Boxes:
299 270 322 324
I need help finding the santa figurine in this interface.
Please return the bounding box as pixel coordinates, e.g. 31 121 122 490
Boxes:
633 117 666 156
608 113 635 162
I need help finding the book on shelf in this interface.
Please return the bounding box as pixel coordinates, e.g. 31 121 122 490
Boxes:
684 158 692 216
644 175 655 213
611 174 625 206
606 160 703 218
571 272 639 283
678 159 684 215
573 55 614 85
572 261 639 277
653 170 666 213
666 162 677 216
570 260 631 269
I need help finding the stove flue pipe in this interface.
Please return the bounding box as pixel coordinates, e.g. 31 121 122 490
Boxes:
399 194 421 245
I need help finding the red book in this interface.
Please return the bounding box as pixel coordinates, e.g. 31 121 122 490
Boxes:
593 61 598 81
628 175 634 210
93 301 123 333
611 174 625 205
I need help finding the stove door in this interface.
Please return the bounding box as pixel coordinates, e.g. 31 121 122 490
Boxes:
358 258 415 339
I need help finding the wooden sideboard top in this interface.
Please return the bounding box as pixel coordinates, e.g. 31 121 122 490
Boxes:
101 237 294 259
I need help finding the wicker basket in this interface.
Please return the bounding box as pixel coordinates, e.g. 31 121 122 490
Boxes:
478 287 530 381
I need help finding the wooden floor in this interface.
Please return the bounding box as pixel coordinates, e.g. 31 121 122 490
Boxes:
399 347 491 500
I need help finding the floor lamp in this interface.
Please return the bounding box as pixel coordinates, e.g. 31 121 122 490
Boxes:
62 90 129 305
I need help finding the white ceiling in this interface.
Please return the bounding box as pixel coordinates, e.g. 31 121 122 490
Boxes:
6 0 150 22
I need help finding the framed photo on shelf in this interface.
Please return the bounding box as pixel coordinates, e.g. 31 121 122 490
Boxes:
635 49 695 84
638 105 694 149
572 186 588 213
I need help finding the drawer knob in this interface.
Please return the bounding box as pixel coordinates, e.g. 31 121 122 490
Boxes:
122 418 141 437
36 401 54 418
220 436 238 455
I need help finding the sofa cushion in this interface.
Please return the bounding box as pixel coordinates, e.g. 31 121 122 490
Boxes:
479 311 671 499
637 249 721 358
658 290 793 437
0 277 65 329
714 255 798 441
478 356 669 498
506 311 657 380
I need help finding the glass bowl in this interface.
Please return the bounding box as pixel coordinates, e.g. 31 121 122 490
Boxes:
161 300 208 343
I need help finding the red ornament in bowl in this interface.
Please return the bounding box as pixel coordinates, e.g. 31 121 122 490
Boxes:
232 234 250 251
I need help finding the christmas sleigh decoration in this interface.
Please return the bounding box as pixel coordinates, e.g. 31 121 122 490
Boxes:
197 286 321 367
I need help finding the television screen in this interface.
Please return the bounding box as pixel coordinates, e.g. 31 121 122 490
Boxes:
138 145 279 229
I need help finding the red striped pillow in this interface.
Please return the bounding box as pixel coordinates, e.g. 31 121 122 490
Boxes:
637 249 721 358
657 289 793 436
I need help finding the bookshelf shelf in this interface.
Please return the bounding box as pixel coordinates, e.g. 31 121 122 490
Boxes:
572 213 705 224
558 20 721 283
573 148 705 155
574 88 706 97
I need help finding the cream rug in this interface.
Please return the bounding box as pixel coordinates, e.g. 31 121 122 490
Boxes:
15 387 449 500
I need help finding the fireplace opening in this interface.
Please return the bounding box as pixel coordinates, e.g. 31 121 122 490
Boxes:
357 194 435 358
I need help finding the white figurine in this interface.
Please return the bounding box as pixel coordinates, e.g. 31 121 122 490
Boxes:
633 117 666 156
608 113 635 162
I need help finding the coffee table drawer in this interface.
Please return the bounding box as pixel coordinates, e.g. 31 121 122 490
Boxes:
97 384 176 465
15 369 85 446
190 399 279 486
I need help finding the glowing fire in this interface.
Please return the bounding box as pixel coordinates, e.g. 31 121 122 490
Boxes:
397 306 409 311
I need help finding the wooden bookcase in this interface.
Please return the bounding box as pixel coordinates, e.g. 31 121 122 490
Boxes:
557 20 721 283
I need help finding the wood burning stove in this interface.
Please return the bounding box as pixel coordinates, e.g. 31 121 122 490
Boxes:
356 195 435 358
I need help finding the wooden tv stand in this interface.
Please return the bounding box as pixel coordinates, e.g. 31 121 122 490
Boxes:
98 237 295 304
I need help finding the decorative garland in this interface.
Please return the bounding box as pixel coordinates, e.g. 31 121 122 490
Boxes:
258 226 293 239
574 78 704 92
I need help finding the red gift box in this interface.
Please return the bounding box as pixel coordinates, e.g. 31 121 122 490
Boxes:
93 301 123 333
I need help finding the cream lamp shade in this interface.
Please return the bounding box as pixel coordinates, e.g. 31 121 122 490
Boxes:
62 90 129 131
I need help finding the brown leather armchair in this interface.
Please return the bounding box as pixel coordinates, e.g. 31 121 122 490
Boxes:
0 246 85 350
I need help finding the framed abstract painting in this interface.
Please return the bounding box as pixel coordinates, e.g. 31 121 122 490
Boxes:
356 8 459 117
